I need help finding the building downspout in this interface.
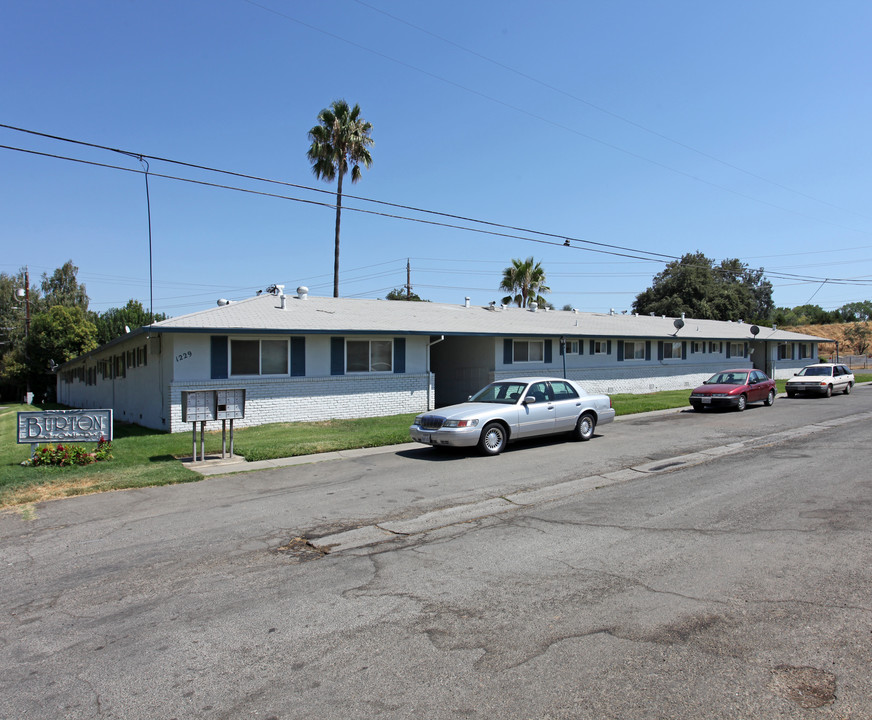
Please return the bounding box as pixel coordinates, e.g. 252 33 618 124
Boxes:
426 335 444 410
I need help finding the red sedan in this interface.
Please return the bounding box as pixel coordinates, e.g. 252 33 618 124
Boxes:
689 368 777 412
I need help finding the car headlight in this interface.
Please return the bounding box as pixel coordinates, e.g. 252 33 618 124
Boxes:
442 419 479 428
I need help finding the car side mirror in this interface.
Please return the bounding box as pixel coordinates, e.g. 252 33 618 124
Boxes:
523 396 537 404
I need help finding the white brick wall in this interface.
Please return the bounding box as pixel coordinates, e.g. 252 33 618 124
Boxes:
168 373 434 432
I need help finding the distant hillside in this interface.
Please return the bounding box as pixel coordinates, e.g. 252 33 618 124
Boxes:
783 322 870 357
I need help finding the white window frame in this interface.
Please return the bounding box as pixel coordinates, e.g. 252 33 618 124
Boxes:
513 339 544 363
624 341 645 360
730 342 745 358
593 340 607 355
346 338 394 373
230 337 290 376
691 341 702 354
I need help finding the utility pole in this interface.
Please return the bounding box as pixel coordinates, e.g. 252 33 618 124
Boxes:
18 266 33 404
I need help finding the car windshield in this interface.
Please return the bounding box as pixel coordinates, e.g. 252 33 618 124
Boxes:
707 372 748 385
469 382 528 404
797 366 832 377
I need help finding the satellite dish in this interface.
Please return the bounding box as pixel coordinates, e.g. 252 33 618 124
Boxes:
673 318 685 330
750 325 760 336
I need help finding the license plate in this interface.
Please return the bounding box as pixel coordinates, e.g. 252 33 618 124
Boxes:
701 397 711 404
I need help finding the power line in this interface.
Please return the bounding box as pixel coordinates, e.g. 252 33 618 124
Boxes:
4 132 872 289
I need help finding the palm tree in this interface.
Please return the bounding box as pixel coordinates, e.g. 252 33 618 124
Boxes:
307 100 374 297
499 257 550 308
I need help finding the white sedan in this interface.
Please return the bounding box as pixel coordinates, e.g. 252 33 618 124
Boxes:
410 376 615 455
785 363 855 398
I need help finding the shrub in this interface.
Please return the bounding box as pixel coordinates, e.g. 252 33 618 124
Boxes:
28 437 113 467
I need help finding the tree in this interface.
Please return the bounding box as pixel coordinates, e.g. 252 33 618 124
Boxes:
93 299 168 345
25 305 98 401
838 300 872 322
385 288 426 302
843 322 871 355
41 259 89 311
0 268 42 400
632 252 773 323
307 100 374 298
499 257 551 308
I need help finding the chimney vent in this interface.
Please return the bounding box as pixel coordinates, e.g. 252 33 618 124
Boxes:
464 297 470 308
297 286 309 299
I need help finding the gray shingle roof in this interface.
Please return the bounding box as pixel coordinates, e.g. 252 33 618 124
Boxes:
151 293 830 342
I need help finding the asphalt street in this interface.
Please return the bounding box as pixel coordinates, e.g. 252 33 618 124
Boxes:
1 388 871 719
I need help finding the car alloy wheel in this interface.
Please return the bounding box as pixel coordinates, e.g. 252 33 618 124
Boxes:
844 383 852 395
764 389 775 406
736 394 747 412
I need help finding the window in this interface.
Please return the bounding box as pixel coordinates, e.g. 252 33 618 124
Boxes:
513 340 544 363
624 341 645 360
550 380 579 401
347 339 393 372
593 340 607 355
663 341 682 359
799 343 809 359
692 341 702 354
777 343 790 360
730 342 745 357
230 338 289 376
561 339 578 354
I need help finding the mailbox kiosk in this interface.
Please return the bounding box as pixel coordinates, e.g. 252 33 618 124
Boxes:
181 390 216 462
216 388 245 458
181 389 245 462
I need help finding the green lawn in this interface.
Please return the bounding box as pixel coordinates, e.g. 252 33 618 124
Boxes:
4 373 870 509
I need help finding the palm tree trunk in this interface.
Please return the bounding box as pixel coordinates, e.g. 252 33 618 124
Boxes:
333 171 344 298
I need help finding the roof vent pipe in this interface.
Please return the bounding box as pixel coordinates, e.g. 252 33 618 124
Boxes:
610 308 615 315
297 286 309 300
217 298 229 306
280 294 287 310
464 297 470 308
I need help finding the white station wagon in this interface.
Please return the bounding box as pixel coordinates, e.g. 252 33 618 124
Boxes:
785 363 855 398
410 376 615 455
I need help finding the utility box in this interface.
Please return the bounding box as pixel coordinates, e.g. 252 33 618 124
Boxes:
216 389 245 420
181 390 217 423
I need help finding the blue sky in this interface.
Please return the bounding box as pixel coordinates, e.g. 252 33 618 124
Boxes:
3 1 872 317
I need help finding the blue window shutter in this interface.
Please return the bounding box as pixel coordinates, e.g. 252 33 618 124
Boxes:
690 342 695 354
331 337 345 375
607 340 612 355
658 341 664 361
744 342 749 358
504 339 513 365
645 341 651 361
544 339 552 364
589 339 595 355
211 336 228 379
578 339 583 355
682 341 687 359
617 340 624 362
726 342 732 359
291 337 305 376
394 337 406 373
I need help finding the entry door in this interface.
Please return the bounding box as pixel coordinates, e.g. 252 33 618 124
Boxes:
517 381 556 438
